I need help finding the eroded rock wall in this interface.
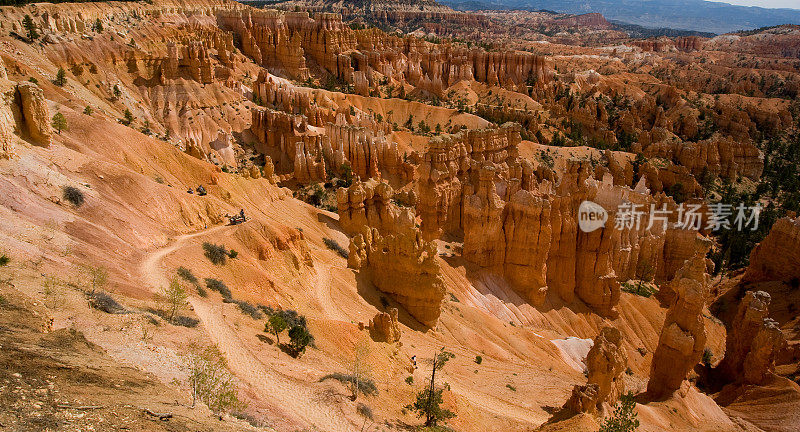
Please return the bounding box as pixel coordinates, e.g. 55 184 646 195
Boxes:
716 291 786 385
349 227 445 327
744 217 800 284
564 326 628 414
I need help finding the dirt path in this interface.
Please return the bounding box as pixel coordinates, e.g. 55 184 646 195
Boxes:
139 225 356 432
311 257 350 322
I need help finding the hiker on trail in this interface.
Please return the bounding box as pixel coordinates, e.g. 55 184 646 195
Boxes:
239 209 245 220
411 355 418 370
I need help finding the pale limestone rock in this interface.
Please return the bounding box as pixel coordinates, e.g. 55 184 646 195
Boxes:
15 82 51 147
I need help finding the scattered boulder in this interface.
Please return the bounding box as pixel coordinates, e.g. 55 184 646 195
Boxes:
369 308 401 343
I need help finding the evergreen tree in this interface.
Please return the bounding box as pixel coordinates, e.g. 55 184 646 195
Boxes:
51 112 67 134
405 348 457 427
288 325 312 356
23 15 39 40
54 67 67 86
122 109 134 126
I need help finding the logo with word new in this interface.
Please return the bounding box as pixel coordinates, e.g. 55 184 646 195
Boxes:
578 200 608 232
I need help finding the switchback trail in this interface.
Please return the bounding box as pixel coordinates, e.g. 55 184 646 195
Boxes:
139 224 356 432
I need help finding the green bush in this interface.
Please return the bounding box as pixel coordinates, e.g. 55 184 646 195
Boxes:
204 278 231 299
203 242 228 265
177 266 198 284
475 355 482 365
702 348 713 367
235 300 262 319
621 281 657 298
319 372 379 396
288 325 312 357
87 291 124 314
62 186 85 207
323 237 348 258
598 392 639 432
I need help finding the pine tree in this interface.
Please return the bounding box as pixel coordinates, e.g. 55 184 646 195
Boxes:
51 112 68 134
122 109 134 126
405 348 457 427
23 15 39 41
54 67 67 86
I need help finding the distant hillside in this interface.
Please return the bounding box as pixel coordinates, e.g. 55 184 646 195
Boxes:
443 0 800 34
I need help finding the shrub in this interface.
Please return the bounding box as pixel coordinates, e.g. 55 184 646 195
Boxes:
160 277 187 322
319 372 379 396
0 254 9 267
87 291 124 314
702 348 713 367
176 266 198 285
598 392 639 432
621 281 657 298
202 242 228 265
62 186 85 207
475 355 482 365
83 106 94 115
405 376 414 385
288 325 312 357
323 237 348 259
506 384 516 391
227 249 238 259
186 346 242 414
172 315 200 328
121 109 134 126
231 411 268 428
204 278 231 299
356 402 374 431
235 300 262 319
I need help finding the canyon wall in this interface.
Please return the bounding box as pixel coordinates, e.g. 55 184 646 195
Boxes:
348 227 446 327
744 217 800 284
716 291 786 385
